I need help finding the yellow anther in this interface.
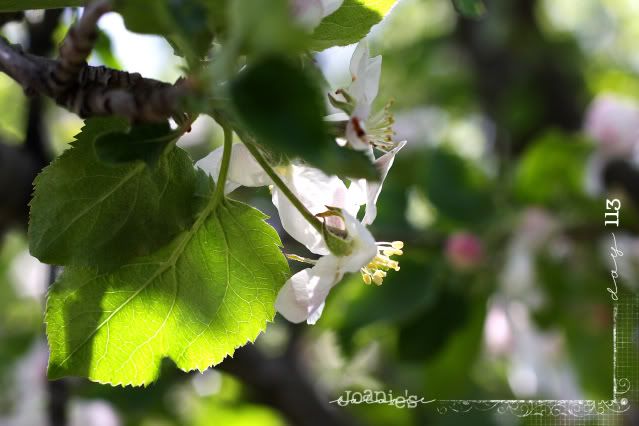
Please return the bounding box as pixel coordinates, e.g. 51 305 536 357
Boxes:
383 248 403 257
360 242 404 286
362 273 372 285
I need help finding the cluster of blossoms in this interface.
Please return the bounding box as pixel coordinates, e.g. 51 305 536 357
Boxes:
197 40 406 324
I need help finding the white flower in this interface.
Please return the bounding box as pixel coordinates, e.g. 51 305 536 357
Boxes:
348 140 406 225
196 144 404 325
291 0 343 30
195 143 270 193
196 143 405 253
275 211 403 324
583 94 639 195
271 164 360 255
584 94 639 159
197 144 358 254
325 41 398 154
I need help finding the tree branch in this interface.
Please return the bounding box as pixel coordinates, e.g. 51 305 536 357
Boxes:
0 142 41 236
604 160 639 210
0 1 189 122
0 11 23 26
218 344 358 426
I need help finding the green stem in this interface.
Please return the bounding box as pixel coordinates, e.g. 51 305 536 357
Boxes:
237 133 323 234
212 124 233 206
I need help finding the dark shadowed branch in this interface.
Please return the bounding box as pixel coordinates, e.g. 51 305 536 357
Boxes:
218 342 359 426
0 1 188 122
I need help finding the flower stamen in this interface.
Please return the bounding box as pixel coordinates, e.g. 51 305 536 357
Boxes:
360 241 404 286
285 253 318 265
366 101 397 152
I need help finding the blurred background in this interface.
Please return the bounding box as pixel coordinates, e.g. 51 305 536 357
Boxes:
1 0 639 425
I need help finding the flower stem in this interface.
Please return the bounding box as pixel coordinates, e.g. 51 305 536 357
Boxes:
236 131 324 233
212 124 233 206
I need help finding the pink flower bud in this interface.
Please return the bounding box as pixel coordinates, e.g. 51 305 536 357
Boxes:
445 232 484 270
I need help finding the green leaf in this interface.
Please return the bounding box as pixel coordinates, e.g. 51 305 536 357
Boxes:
231 55 377 179
46 199 289 386
94 122 177 166
227 0 307 55
114 0 214 65
0 0 83 11
29 118 199 269
397 289 470 362
94 29 123 70
310 0 397 51
418 148 493 225
452 0 486 19
514 131 592 206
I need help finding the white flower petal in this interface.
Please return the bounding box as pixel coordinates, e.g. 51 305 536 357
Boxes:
196 144 270 194
196 146 239 194
291 0 342 29
349 41 369 84
273 187 328 255
345 178 366 217
341 212 377 273
349 41 382 107
324 112 349 122
361 140 407 225
227 144 272 188
322 0 343 17
276 256 342 324
292 0 324 29
272 165 349 255
275 277 310 323
346 117 372 151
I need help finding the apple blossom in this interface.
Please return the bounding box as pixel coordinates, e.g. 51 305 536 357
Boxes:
196 143 405 324
196 144 359 255
326 42 398 154
196 141 406 252
275 210 403 324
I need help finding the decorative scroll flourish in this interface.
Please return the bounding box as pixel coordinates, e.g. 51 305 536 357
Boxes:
615 378 631 396
435 398 631 417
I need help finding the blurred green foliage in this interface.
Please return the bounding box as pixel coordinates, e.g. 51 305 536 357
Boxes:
1 0 638 425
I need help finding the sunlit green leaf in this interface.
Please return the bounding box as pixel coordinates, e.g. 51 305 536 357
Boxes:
514 131 592 206
29 118 198 269
311 0 397 51
46 199 289 386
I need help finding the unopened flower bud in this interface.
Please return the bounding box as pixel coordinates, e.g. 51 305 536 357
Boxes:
445 232 484 270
